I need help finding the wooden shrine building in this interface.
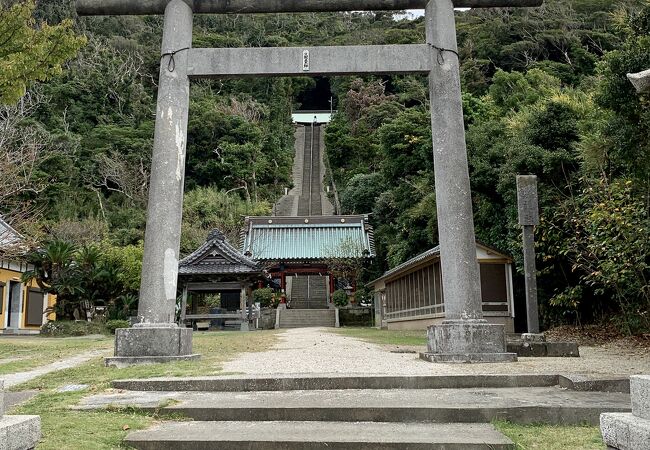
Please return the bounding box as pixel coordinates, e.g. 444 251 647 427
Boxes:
241 215 375 309
369 243 515 332
178 229 264 330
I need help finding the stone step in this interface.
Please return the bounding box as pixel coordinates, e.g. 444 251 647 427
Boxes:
79 386 631 426
279 309 335 328
279 320 335 324
124 420 514 450
111 374 566 392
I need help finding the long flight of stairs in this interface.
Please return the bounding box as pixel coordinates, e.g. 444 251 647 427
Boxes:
273 125 334 217
288 275 329 309
269 124 338 328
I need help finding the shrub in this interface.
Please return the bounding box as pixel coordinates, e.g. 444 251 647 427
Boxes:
253 287 274 307
40 320 107 337
204 294 221 309
105 319 130 334
332 289 349 308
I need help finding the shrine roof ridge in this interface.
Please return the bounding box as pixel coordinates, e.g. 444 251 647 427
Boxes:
245 215 370 226
77 0 543 16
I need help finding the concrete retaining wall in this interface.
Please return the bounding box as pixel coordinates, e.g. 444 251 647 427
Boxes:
339 307 373 327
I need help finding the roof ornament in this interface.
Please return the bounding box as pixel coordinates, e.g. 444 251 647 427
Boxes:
207 229 226 242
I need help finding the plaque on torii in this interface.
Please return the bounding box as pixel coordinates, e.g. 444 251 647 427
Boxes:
76 0 543 366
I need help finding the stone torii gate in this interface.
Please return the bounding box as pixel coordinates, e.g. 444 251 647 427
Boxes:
77 0 542 366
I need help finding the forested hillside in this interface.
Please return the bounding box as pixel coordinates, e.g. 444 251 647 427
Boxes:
1 0 648 331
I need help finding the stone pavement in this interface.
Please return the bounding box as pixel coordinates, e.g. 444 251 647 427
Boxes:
2 349 107 388
222 327 650 376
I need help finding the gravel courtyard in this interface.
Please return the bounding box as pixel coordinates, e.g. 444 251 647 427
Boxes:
223 327 650 376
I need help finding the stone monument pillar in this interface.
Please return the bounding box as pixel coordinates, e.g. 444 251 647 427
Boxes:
0 379 41 449
516 175 541 336
106 0 200 367
420 0 516 363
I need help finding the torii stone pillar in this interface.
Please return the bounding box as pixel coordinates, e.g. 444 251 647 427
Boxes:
420 0 516 362
77 0 540 366
105 0 200 367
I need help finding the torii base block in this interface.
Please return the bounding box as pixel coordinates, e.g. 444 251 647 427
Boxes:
420 320 517 363
105 326 200 368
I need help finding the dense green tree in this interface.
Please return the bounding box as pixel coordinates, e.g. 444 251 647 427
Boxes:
0 0 85 104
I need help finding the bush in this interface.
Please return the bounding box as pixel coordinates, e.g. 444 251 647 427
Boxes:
40 320 107 337
253 287 274 307
332 289 349 308
105 319 131 334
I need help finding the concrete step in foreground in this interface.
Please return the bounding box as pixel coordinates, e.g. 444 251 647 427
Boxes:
111 373 629 392
78 386 630 426
124 420 514 450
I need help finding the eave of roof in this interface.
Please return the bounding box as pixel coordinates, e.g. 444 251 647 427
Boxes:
368 242 511 286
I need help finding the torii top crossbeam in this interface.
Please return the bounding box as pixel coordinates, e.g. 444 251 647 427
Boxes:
76 0 542 15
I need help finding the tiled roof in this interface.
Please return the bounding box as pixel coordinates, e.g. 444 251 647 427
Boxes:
377 246 441 282
241 215 375 262
179 229 262 276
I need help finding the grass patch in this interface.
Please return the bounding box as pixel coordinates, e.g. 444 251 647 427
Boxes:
0 335 113 375
14 391 156 450
333 327 427 346
7 330 279 449
495 421 605 449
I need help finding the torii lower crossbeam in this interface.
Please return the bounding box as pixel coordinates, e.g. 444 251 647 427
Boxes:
187 45 432 78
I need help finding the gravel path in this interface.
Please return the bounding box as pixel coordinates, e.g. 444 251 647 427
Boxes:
223 328 650 376
1 349 107 388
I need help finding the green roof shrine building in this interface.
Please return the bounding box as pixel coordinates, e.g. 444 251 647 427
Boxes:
241 215 375 309
369 243 515 332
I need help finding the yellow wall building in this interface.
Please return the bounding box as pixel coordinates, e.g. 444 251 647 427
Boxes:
0 260 56 334
0 219 56 334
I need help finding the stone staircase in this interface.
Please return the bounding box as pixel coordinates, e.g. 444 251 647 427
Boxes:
278 308 336 328
78 373 632 449
274 124 334 218
288 275 329 309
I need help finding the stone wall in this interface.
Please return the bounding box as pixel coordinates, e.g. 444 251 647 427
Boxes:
339 307 373 327
258 308 276 330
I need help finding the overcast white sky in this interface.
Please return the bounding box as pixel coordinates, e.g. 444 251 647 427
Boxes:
399 8 469 18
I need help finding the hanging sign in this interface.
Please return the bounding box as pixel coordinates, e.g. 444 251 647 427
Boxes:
302 50 310 72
